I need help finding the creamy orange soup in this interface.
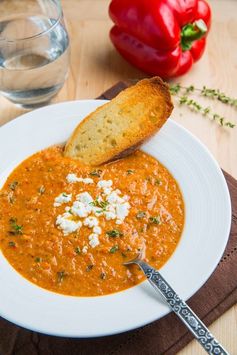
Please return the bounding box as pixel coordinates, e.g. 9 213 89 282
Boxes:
0 146 184 296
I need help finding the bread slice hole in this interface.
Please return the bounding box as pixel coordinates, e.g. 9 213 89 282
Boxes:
111 139 117 147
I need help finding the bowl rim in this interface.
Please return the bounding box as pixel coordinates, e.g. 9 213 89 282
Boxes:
0 99 231 337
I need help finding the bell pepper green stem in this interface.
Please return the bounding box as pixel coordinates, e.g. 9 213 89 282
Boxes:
181 19 207 51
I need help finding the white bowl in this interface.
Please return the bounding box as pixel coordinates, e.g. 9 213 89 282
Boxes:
0 100 231 337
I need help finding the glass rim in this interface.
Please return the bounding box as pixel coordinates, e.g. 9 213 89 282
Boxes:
0 0 63 43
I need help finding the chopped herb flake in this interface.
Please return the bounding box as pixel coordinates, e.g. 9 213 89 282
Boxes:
57 270 66 283
126 169 135 175
110 245 119 254
121 252 127 258
136 211 146 219
38 185 45 194
8 194 15 204
149 216 161 224
155 179 161 185
35 257 42 262
8 241 15 247
9 181 18 190
9 218 23 235
75 247 81 255
90 170 102 177
106 229 123 238
100 272 106 280
99 201 108 209
90 198 108 211
86 264 94 272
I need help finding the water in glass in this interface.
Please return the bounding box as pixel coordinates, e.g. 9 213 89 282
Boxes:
0 3 69 108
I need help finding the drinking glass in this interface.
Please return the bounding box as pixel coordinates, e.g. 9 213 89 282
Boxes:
0 0 70 108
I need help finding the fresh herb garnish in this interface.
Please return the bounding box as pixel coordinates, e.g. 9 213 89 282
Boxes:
121 252 127 258
106 229 123 238
86 264 94 272
170 83 237 106
155 179 161 186
9 197 15 204
7 192 15 204
126 169 135 175
90 198 108 211
169 83 235 128
149 216 161 225
98 201 108 209
9 181 18 191
75 246 81 255
136 211 146 219
95 209 103 214
62 193 69 198
90 170 102 177
100 272 106 280
35 257 42 262
110 245 119 253
38 185 45 194
9 218 23 235
57 270 66 283
8 241 15 247
146 177 152 183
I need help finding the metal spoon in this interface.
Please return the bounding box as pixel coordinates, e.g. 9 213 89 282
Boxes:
124 253 229 355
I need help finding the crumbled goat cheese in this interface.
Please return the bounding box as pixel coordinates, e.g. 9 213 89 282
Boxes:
66 173 79 183
83 216 99 228
82 245 88 254
55 178 131 244
107 191 124 204
66 173 93 184
54 193 72 207
83 178 94 184
71 201 91 218
76 192 94 205
93 226 102 234
116 202 130 220
104 211 117 220
56 213 82 235
88 233 100 248
103 187 112 195
97 180 113 189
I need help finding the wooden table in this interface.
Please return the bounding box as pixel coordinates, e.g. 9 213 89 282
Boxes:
0 0 236 353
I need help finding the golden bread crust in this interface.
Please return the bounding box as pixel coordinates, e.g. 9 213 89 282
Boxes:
64 77 173 166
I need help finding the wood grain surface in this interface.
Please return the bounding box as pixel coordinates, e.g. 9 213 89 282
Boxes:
0 0 236 353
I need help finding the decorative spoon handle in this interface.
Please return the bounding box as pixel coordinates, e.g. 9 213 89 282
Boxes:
136 260 229 355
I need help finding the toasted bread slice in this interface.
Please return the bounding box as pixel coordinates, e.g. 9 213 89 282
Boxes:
64 77 173 166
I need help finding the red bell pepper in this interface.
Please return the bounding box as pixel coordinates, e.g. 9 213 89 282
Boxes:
109 0 211 78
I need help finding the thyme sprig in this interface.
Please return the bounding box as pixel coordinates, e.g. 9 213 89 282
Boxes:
169 83 236 128
170 84 237 106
